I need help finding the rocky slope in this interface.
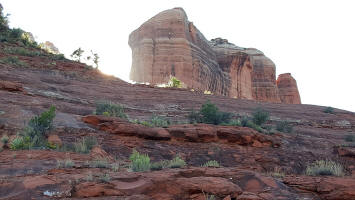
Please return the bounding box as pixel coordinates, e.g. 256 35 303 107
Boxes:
129 8 301 104
0 39 355 200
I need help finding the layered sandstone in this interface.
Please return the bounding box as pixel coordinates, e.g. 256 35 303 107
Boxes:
129 7 300 104
276 73 301 104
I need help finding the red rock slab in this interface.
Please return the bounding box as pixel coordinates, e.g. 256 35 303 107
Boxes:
82 115 279 147
335 146 355 157
0 80 26 93
283 175 355 200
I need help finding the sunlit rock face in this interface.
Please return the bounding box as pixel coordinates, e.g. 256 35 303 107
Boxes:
277 73 301 104
129 7 300 103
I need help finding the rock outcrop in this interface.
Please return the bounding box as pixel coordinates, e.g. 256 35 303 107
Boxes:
276 73 301 104
129 8 301 104
82 115 280 147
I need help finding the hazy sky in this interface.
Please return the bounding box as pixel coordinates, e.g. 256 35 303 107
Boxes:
2 0 354 112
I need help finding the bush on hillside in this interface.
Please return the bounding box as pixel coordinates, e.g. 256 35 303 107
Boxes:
323 107 334 114
276 121 293 133
168 76 182 88
129 149 151 172
252 108 270 125
11 106 56 150
306 160 344 176
74 136 98 154
0 56 27 67
150 115 170 127
188 101 233 125
95 101 127 119
202 160 220 168
168 155 186 168
4 46 42 57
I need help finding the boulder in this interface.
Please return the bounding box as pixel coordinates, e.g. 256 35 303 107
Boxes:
47 134 62 147
0 80 26 93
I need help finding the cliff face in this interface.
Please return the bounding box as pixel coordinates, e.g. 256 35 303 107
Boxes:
129 7 301 104
129 8 227 95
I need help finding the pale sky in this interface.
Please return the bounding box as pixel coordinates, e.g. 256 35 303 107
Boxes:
2 0 354 112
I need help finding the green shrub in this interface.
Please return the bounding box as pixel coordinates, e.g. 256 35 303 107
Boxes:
242 120 263 133
202 160 220 167
345 134 355 142
24 106 56 148
168 155 186 168
74 136 97 154
190 101 233 125
252 108 270 125
0 56 27 67
276 121 293 133
4 46 42 57
10 136 30 150
306 160 344 176
90 158 109 168
129 149 151 172
168 76 182 88
136 120 153 127
57 159 75 168
150 160 170 171
131 115 170 128
51 53 66 60
0 5 9 31
266 167 285 178
220 119 241 126
95 101 127 119
10 106 56 150
150 115 170 127
10 28 22 38
323 107 334 114
241 116 249 127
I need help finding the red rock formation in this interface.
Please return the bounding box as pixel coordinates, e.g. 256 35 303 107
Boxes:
129 8 227 95
129 8 300 103
82 115 279 147
276 73 301 104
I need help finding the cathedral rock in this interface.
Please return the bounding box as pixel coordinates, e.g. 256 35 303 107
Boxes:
129 7 301 104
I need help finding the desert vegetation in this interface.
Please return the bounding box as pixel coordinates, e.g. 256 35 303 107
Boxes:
306 160 344 176
73 136 98 154
202 160 220 168
323 106 334 114
10 106 56 150
131 115 170 128
188 100 233 125
129 149 186 172
57 159 75 168
168 76 182 88
276 121 293 133
345 134 355 142
95 101 128 119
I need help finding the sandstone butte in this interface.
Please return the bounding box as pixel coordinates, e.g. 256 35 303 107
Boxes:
129 7 301 104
